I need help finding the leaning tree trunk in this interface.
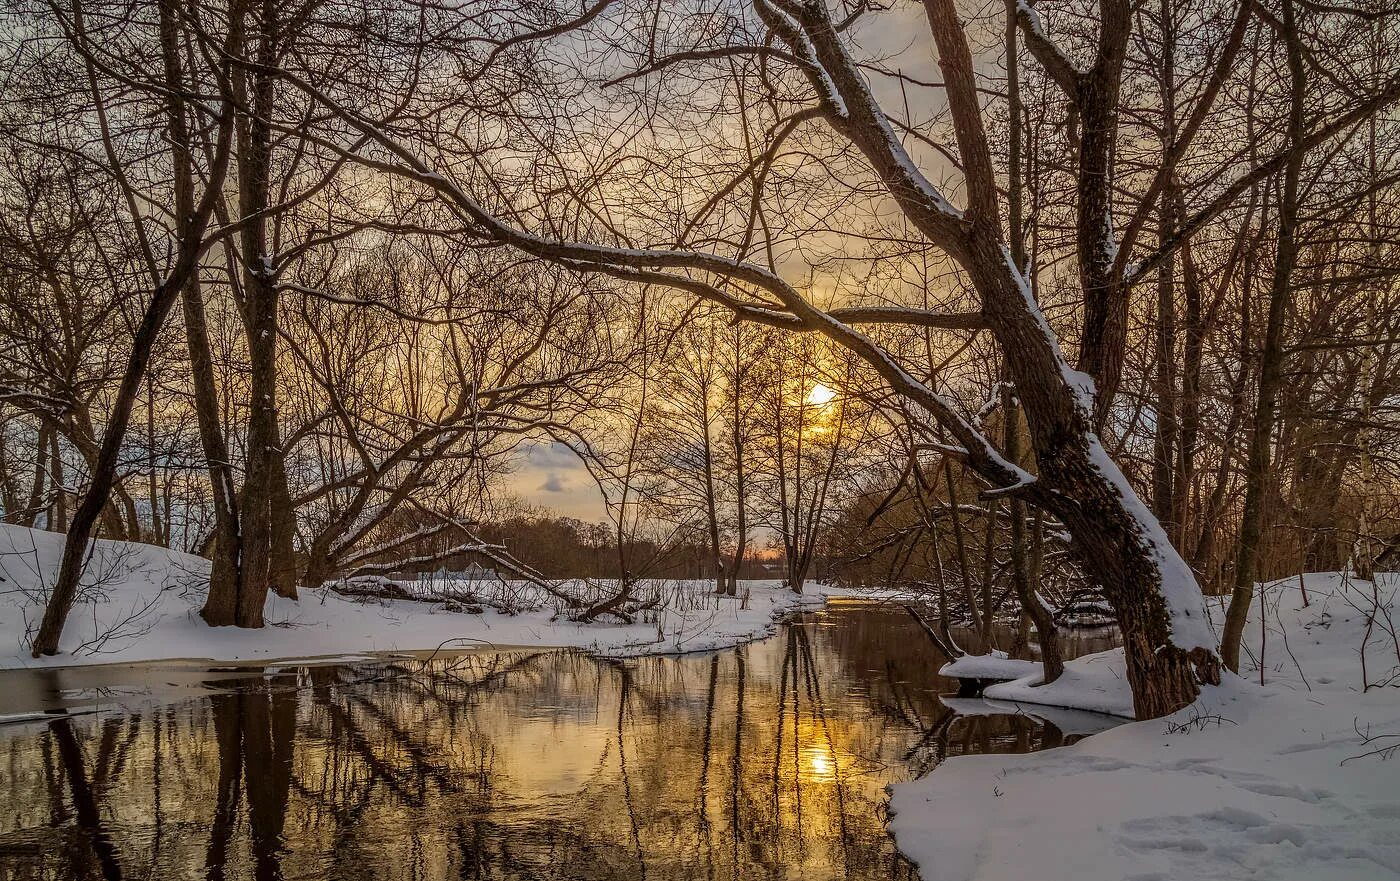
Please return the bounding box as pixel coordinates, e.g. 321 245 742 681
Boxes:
885 0 1224 701
30 308 180 655
30 106 232 656
968 231 1219 718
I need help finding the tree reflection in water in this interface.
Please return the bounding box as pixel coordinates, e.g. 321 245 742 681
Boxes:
0 602 1114 881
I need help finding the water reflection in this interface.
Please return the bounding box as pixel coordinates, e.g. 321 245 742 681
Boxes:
0 601 1114 881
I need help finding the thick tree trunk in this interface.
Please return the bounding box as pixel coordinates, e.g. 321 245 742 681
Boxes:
918 0 1216 716
966 237 1217 716
1069 4 1132 429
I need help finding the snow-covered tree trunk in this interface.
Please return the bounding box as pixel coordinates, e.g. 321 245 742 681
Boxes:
837 0 1221 715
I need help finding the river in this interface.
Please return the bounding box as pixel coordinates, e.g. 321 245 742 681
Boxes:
0 598 1120 880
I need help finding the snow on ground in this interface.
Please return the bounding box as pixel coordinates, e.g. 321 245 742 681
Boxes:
939 650 1040 682
0 524 843 670
891 571 1400 881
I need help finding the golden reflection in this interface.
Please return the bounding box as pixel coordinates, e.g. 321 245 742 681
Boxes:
802 743 837 781
0 605 1083 881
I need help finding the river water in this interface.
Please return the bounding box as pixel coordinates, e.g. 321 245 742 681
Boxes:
0 599 1119 881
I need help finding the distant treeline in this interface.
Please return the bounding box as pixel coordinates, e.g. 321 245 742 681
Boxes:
359 511 782 583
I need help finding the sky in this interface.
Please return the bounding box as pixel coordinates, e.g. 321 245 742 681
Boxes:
508 440 606 521
497 2 974 526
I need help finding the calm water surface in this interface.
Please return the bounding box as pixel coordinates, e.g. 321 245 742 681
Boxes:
0 599 1118 881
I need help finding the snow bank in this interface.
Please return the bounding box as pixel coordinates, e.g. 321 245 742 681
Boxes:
939 650 1039 682
938 696 1123 738
890 572 1400 881
0 524 845 670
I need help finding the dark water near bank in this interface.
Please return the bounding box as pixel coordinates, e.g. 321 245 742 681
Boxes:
0 600 1119 881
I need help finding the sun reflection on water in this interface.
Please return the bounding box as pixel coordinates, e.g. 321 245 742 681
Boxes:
802 744 837 781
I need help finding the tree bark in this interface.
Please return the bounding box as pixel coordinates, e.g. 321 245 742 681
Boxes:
220 0 283 628
1151 0 1179 530
726 340 747 596
915 0 1219 715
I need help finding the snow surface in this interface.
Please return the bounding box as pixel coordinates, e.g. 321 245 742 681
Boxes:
891 572 1400 881
0 524 845 670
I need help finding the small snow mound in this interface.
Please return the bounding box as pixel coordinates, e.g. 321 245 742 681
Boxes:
983 648 1136 718
939 651 1038 681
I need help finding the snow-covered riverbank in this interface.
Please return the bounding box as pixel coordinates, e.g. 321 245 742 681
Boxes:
0 524 843 670
891 572 1400 881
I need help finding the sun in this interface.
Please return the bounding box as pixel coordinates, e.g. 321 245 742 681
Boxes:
806 383 836 407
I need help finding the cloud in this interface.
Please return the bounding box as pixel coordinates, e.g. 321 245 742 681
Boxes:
539 473 567 493
526 441 582 470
